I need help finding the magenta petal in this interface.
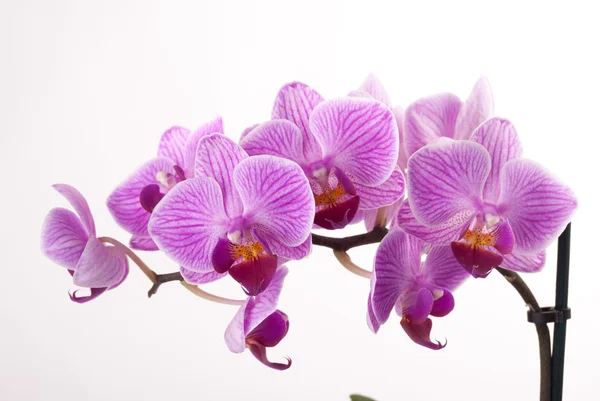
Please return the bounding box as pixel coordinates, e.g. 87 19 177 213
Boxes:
129 235 159 251
229 255 279 296
314 195 360 230
492 220 515 254
402 288 434 324
404 93 462 157
401 318 447 350
353 168 405 210
180 267 227 284
107 158 175 236
73 238 129 289
272 81 324 160
500 251 546 273
69 287 108 303
422 245 470 292
367 296 381 333
53 184 96 237
158 126 190 168
247 342 292 371
430 290 455 317
41 208 89 269
498 159 577 254
470 117 522 203
407 140 490 227
246 310 290 348
310 98 399 186
455 77 495 140
195 134 248 217
451 242 502 278
183 117 224 177
211 237 236 273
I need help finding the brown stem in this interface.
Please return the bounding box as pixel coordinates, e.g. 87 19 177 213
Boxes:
496 267 551 401
147 272 184 298
311 227 388 251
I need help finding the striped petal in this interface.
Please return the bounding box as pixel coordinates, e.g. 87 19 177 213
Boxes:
158 126 190 168
358 74 392 107
129 235 159 251
180 267 227 284
41 208 89 269
183 117 223 177
53 184 96 237
353 168 405 210
422 245 470 292
500 251 546 273
73 238 129 289
455 77 494 140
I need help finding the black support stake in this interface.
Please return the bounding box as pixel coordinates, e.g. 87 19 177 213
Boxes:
551 223 571 401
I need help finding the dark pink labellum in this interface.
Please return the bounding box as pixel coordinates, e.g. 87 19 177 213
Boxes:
401 317 446 350
402 288 434 324
228 254 278 296
211 237 236 273
246 310 291 370
332 166 357 196
139 184 165 213
430 289 455 317
69 287 108 303
451 241 503 278
314 195 360 230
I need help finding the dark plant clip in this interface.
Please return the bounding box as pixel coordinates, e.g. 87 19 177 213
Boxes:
527 306 571 325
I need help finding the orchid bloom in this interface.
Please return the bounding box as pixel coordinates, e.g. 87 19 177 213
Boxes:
41 184 128 303
240 84 404 230
148 134 314 295
225 267 291 370
107 118 223 251
404 77 494 158
368 230 469 349
397 118 577 277
349 74 407 230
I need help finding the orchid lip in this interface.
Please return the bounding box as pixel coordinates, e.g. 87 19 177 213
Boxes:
245 310 291 370
139 184 165 213
314 195 360 230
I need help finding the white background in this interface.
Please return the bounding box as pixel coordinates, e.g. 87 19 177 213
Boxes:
2 1 598 400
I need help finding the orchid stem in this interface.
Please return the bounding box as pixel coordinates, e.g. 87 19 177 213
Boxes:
311 227 388 251
333 250 372 279
148 272 184 298
496 267 551 401
98 237 157 284
181 281 245 306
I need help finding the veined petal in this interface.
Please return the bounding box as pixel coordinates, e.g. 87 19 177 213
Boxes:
69 287 108 303
53 184 96 237
148 177 229 272
470 118 522 203
225 298 251 353
107 158 176 236
498 159 577 254
353 168 405 210
240 119 313 165
195 134 248 218
310 98 399 186
367 296 381 333
363 199 402 231
41 208 89 269
183 116 223 177
395 200 472 245
158 126 190 168
358 74 392 107
455 77 495 140
500 251 546 273
73 238 129 289
422 245 470 292
234 156 314 248
240 123 260 142
372 231 423 324
180 267 227 284
129 235 159 251
262 235 312 261
407 140 490 227
401 318 446 350
393 106 408 171
404 93 462 157
272 82 324 160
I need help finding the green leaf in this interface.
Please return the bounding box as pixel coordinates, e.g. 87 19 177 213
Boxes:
349 395 376 401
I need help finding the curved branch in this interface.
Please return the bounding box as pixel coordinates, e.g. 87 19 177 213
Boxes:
496 267 551 401
333 250 372 279
147 272 183 298
311 227 388 251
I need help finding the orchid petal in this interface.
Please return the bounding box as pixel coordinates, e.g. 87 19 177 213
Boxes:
372 231 423 324
451 242 502 278
500 251 546 273
393 106 408 171
353 168 405 210
261 235 312 261
363 199 402 231
240 119 312 165
41 208 89 269
107 158 175 236
430 290 455 317
310 98 398 186
180 267 227 284
73 238 128 289
404 93 462 157
498 159 577 254
129 235 159 251
148 177 229 272
69 287 108 303
240 123 260 142
246 310 289 348
158 126 190 168
401 318 446 350
53 184 96 237
407 140 489 227
367 296 381 333
423 245 470 292
455 77 494 140
245 267 288 334
470 118 522 203
358 74 392 107
272 82 324 160
225 298 251 353
195 134 248 217
402 288 434 324
183 117 223 177
233 155 314 247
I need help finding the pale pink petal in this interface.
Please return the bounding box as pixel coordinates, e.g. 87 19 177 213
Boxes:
107 158 175 236
148 177 229 272
310 98 398 186
393 106 408 171
353 168 405 210
498 159 577 254
53 184 96 237
422 245 470 292
272 82 324 160
244 267 288 334
240 123 260 142
129 235 159 251
41 208 89 269
233 156 314 248
500 251 546 273
407 140 490 227
157 126 190 168
180 267 227 284
358 74 392 107
73 238 128 289
195 134 248 218
225 298 251 353
404 93 462 157
455 77 495 140
363 199 402 231
470 118 523 203
183 117 223 177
